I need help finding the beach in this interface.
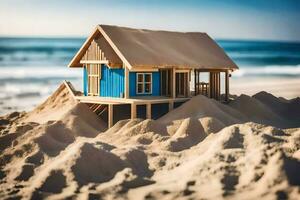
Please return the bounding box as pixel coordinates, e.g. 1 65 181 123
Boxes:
0 37 300 199
1 38 300 115
0 83 299 199
1 0 300 198
231 77 300 99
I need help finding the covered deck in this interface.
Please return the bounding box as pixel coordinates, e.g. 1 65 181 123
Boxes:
76 95 191 127
65 81 191 128
75 95 191 105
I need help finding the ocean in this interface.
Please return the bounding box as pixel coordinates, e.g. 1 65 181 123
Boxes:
0 37 300 114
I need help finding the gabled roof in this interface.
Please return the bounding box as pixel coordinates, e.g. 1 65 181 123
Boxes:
69 25 238 70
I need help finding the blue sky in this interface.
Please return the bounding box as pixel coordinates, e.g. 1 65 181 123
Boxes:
0 0 299 41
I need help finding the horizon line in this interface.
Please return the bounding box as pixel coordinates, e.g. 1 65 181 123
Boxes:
0 35 300 44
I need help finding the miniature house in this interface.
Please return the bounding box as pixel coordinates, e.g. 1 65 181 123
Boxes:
68 25 238 128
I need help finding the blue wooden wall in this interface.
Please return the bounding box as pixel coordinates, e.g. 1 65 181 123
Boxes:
83 67 88 96
129 72 160 97
83 66 160 98
100 65 124 97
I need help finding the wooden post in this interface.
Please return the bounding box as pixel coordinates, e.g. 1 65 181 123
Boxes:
108 104 113 128
214 72 217 99
225 70 229 102
197 70 201 94
146 103 151 119
179 73 182 96
172 69 176 98
187 71 191 97
214 72 216 99
131 103 137 119
209 72 212 98
166 69 169 96
160 69 163 96
218 72 220 100
216 72 220 100
168 101 174 111
218 72 221 100
194 69 196 96
216 73 219 99
124 65 129 99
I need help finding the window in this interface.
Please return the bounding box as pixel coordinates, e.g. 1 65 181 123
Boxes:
136 73 152 94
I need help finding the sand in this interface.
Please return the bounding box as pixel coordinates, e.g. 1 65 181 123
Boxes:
0 83 299 200
230 77 300 99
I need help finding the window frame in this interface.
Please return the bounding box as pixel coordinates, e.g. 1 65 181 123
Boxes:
136 73 152 95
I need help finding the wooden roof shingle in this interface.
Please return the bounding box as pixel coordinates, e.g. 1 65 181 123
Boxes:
69 25 238 70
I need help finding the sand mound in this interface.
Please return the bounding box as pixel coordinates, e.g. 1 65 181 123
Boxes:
125 123 299 200
159 95 246 126
163 118 207 152
253 91 300 124
72 143 126 186
23 83 77 124
0 87 299 199
0 83 107 199
59 103 106 137
228 94 286 127
199 117 226 134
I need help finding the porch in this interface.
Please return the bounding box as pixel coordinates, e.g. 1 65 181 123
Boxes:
66 80 191 128
75 93 191 128
75 95 191 105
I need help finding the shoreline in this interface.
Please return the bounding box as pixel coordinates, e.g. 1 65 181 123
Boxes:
231 77 300 99
1 77 299 115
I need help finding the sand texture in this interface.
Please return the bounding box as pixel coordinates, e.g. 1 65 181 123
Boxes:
0 83 299 200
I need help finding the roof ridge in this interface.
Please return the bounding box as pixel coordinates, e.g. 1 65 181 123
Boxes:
99 24 207 34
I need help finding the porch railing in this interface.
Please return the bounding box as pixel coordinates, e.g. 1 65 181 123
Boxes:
195 82 209 97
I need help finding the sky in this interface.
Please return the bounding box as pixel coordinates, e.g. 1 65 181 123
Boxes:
0 0 300 41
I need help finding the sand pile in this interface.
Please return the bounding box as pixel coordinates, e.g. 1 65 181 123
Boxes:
253 91 300 124
159 95 246 125
228 92 300 128
0 87 299 199
228 94 285 127
0 83 106 198
23 83 78 124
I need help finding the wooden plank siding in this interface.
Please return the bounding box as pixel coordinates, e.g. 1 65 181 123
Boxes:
80 37 124 98
225 70 229 102
81 39 107 63
209 72 221 100
83 67 88 96
78 34 122 68
100 65 125 98
86 64 101 96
